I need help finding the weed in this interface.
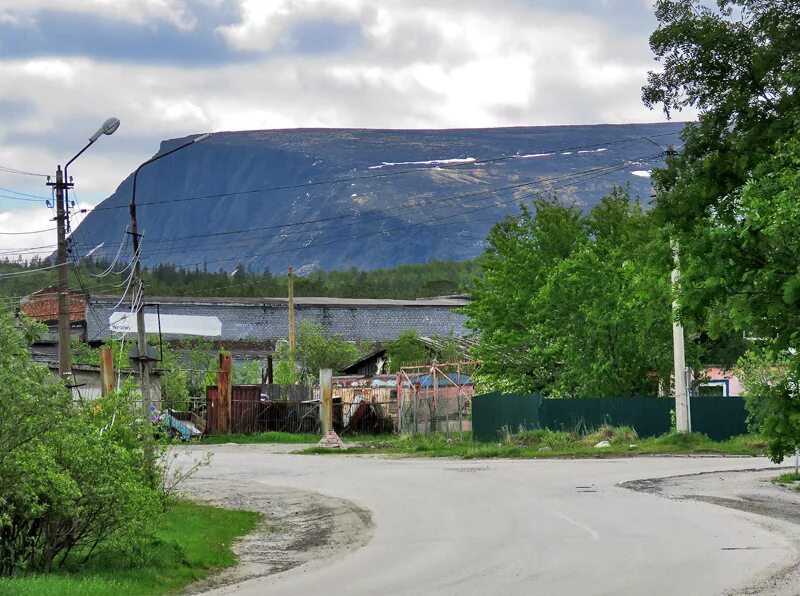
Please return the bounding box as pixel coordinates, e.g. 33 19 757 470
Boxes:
774 472 800 485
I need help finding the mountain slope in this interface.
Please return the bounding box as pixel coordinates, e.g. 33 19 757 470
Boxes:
71 123 683 273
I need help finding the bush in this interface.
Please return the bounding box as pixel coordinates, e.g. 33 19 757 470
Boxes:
0 313 164 576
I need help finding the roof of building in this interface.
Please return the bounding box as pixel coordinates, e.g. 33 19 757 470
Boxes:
20 287 87 323
88 294 469 308
340 335 478 375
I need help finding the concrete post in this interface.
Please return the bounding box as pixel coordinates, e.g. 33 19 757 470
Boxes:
320 368 333 434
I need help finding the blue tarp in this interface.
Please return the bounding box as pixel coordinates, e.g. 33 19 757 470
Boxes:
414 372 473 387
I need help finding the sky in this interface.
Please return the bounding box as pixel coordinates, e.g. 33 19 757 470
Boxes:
0 0 690 258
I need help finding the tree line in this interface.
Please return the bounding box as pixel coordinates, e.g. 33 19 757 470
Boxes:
0 256 478 305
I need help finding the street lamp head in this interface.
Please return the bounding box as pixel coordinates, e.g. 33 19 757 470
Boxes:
89 117 121 142
193 132 212 143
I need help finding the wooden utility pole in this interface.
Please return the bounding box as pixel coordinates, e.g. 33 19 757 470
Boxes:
99 346 115 396
320 368 333 434
288 265 296 384
218 352 232 434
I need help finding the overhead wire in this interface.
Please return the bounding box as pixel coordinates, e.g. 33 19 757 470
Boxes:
102 153 659 263
0 164 48 178
116 153 660 265
0 186 50 200
166 152 662 272
0 227 56 235
88 131 680 213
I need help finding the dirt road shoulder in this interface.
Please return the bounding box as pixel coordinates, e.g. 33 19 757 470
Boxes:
183 475 373 595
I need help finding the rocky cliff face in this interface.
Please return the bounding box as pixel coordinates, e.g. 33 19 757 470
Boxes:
72 123 682 273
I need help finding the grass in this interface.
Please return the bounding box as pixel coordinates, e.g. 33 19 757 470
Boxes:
199 430 322 444
774 472 800 485
198 431 395 445
301 427 769 459
0 500 261 596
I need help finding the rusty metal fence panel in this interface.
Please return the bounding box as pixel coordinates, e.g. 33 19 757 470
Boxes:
204 384 395 436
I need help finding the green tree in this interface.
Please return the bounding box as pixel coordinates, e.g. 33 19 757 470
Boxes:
465 191 674 395
233 359 263 385
386 330 429 372
643 0 800 460
276 322 363 383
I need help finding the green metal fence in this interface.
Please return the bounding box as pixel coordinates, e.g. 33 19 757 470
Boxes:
472 393 749 442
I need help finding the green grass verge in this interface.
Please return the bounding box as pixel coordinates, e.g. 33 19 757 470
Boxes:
198 431 396 445
199 431 322 444
0 500 261 596
301 428 768 459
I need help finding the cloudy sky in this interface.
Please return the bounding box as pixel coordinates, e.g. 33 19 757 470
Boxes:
0 0 688 257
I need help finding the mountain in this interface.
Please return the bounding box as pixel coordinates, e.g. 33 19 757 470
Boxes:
71 123 683 273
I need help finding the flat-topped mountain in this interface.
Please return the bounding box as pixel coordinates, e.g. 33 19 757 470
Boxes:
71 123 683 273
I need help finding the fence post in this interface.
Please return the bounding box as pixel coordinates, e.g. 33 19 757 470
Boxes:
218 353 232 434
320 368 333 434
99 346 115 397
396 371 402 433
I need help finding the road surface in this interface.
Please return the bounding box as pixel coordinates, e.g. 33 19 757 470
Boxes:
181 446 797 596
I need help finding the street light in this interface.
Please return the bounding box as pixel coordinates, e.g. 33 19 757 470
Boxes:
49 117 120 379
128 132 212 413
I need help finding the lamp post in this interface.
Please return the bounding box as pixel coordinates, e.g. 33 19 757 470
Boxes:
49 117 120 379
129 132 211 414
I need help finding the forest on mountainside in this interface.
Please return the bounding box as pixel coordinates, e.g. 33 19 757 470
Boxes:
0 257 479 307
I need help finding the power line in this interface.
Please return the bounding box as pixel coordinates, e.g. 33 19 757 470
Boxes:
0 164 48 178
89 132 679 213
164 153 660 272
0 262 61 278
107 154 657 256
60 152 660 283
0 227 56 235
0 194 47 205
0 186 50 200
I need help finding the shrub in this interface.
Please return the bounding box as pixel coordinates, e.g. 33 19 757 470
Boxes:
0 313 164 576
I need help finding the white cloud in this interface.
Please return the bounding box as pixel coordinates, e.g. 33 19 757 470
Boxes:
0 0 695 244
0 202 95 261
217 0 367 51
0 0 198 30
0 205 57 259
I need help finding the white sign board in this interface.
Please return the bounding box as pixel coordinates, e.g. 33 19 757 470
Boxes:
109 312 222 337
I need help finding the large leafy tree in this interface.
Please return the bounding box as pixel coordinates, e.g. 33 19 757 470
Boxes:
643 0 800 460
465 190 674 396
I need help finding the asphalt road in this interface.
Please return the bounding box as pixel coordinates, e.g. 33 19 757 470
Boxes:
184 447 794 596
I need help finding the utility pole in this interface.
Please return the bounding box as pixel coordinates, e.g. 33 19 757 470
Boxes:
671 241 690 433
664 144 690 432
288 265 296 384
127 132 211 414
129 199 154 414
48 118 121 381
49 166 72 378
